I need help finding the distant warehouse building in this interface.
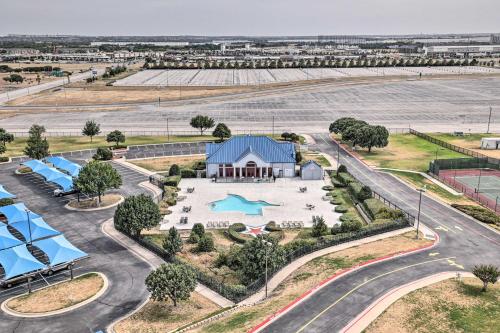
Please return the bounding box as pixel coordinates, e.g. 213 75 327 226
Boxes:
424 45 500 57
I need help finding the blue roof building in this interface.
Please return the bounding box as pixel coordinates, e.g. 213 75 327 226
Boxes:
206 136 297 179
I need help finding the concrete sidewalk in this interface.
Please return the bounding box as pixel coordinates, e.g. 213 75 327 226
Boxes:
341 271 474 333
101 218 234 308
241 226 414 305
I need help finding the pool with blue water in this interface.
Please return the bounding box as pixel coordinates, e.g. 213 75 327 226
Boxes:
210 194 276 216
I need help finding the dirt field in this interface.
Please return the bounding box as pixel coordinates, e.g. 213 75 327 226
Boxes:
196 231 432 333
114 292 221 333
431 133 500 159
366 277 500 333
6 273 103 313
7 85 258 106
130 155 205 172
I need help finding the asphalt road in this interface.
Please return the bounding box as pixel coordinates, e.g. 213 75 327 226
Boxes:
1 76 499 134
0 159 150 333
260 133 500 333
0 69 106 105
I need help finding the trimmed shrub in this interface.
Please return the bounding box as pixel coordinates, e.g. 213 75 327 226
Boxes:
331 224 342 235
0 156 9 163
331 177 345 188
226 223 249 243
180 169 197 178
164 175 181 187
322 185 334 191
93 147 113 161
265 221 282 232
197 235 215 252
338 172 355 185
169 164 180 176
283 238 317 255
358 185 373 201
375 207 405 220
311 216 329 237
451 204 500 225
0 198 14 207
337 164 347 173
268 230 285 242
192 223 205 238
193 161 206 170
363 198 387 219
188 233 200 244
340 218 363 233
330 197 344 205
334 205 348 213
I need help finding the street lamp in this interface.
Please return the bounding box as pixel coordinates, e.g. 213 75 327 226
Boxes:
25 208 33 245
416 185 426 239
262 239 272 298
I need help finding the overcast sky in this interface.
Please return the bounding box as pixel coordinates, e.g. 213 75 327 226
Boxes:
1 0 499 36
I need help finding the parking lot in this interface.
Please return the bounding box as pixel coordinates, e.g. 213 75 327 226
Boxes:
0 160 152 333
114 66 500 87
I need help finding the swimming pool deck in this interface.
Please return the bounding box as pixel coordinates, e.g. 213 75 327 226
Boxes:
161 178 341 230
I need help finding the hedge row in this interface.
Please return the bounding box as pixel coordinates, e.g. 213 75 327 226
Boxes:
362 198 387 220
164 175 181 187
451 204 500 225
226 223 249 243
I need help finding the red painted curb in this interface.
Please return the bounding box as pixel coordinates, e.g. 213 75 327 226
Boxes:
248 231 439 333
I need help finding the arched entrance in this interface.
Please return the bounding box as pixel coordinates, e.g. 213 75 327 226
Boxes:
245 161 258 177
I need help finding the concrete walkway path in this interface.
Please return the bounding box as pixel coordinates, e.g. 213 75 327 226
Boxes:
101 218 234 308
241 226 415 305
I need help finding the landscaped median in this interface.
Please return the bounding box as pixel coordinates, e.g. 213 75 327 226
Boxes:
66 193 124 211
364 275 499 333
1 272 108 317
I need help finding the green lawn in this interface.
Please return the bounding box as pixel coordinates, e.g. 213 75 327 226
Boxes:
384 169 468 204
357 134 467 172
2 134 303 157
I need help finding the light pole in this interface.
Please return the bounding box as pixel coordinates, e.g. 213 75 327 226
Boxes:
25 208 33 245
476 169 483 198
263 239 272 298
487 106 492 134
495 196 499 213
416 185 426 239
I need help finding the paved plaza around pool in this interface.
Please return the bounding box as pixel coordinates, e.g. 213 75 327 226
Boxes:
161 178 341 230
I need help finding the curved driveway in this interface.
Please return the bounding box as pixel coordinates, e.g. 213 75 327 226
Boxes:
260 134 500 333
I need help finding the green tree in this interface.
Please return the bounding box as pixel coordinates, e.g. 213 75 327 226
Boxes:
238 236 286 284
0 144 5 157
82 120 101 142
341 122 367 146
145 263 196 306
191 223 205 238
0 128 14 147
311 216 328 237
212 123 231 142
75 160 122 205
190 115 215 135
114 193 160 236
24 124 49 159
106 130 125 147
357 125 389 152
163 227 183 258
472 264 499 292
329 117 359 135
340 218 363 232
295 151 303 164
196 235 215 252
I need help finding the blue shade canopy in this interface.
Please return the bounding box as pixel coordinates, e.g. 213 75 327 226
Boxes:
37 166 63 182
51 175 73 192
46 157 82 177
0 203 41 224
0 185 15 199
0 225 23 251
33 235 87 267
11 217 60 242
0 245 46 280
21 160 47 172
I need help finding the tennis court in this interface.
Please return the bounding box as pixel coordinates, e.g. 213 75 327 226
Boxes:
439 169 500 211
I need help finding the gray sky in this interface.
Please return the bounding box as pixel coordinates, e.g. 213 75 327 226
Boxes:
1 0 499 36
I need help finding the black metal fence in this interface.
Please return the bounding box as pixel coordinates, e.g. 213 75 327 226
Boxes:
409 129 500 166
119 219 409 303
371 190 416 226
